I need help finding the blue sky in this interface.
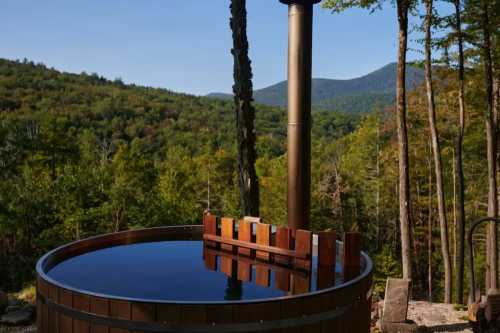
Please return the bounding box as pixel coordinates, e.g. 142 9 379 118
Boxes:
0 0 453 95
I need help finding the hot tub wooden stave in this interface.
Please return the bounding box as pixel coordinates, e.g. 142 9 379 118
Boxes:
36 225 373 333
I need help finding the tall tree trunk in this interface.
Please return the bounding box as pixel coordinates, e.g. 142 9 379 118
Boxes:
428 139 433 302
230 0 260 217
376 122 381 250
454 0 467 305
397 0 412 281
424 0 452 303
482 1 498 292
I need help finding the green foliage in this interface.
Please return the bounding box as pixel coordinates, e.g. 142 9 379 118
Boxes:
0 58 358 291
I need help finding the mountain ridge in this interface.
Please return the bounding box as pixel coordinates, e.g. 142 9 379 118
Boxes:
208 62 424 113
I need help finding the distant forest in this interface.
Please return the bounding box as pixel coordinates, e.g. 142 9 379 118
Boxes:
0 51 496 301
0 58 358 291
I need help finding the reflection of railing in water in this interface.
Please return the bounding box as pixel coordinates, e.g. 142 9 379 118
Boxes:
202 213 362 294
203 246 313 295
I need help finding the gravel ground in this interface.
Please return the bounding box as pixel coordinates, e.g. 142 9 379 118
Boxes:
407 301 472 333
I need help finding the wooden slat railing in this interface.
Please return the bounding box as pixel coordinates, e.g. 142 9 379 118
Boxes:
202 213 361 279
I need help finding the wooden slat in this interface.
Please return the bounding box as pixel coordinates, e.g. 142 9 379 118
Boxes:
49 285 59 333
37 299 42 332
73 293 90 333
203 234 309 259
317 266 335 290
343 232 361 281
256 223 272 262
42 301 49 333
90 297 109 333
301 294 322 333
294 230 312 271
132 303 156 321
132 303 155 333
275 227 291 265
59 289 73 333
318 231 336 267
279 298 302 333
206 304 234 325
157 304 181 324
110 300 131 333
180 305 206 323
238 220 254 257
203 213 217 248
221 217 235 252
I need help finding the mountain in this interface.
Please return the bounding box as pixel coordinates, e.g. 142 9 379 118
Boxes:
208 63 424 113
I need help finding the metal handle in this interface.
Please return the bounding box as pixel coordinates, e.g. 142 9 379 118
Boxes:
468 217 500 303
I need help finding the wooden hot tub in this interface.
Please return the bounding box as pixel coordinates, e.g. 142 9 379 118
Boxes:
36 224 373 333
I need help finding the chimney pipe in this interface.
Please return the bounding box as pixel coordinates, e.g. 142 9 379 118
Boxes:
279 0 319 232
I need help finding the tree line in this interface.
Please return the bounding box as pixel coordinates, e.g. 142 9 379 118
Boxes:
0 0 499 305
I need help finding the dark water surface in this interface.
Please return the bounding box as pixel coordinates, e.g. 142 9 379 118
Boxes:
47 240 342 302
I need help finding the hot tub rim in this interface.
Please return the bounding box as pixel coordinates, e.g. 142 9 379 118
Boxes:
36 225 373 305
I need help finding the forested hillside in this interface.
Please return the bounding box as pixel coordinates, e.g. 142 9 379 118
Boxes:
0 54 494 302
0 58 358 291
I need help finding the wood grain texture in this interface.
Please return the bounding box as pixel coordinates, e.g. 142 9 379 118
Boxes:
256 223 271 261
73 293 90 333
318 231 336 267
343 232 361 281
317 266 335 290
237 220 253 257
157 303 181 323
110 300 131 333
294 229 312 270
275 227 291 265
221 217 235 252
48 284 59 333
36 225 372 333
59 289 73 333
90 296 109 333
203 213 217 248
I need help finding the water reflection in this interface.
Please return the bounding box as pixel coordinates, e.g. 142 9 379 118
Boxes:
203 244 340 296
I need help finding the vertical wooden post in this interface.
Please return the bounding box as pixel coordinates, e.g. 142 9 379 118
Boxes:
237 219 254 282
275 227 292 265
318 230 337 289
221 218 235 253
275 226 292 291
318 231 336 267
203 213 218 248
294 229 312 270
256 223 271 287
343 232 361 282
238 220 254 257
256 223 271 261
